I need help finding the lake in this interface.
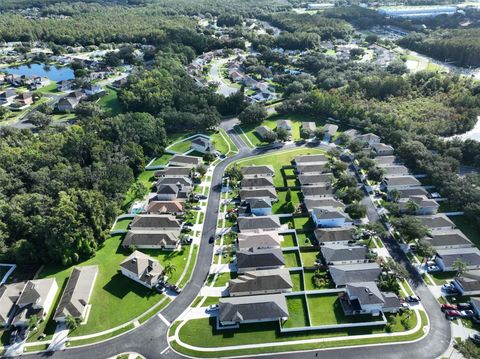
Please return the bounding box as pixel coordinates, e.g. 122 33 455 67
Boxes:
2 63 74 82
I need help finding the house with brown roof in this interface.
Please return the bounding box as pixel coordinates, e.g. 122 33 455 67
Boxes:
146 201 183 215
169 155 202 168
120 251 163 289
237 231 282 250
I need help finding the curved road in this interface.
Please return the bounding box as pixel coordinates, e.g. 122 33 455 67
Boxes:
20 121 451 359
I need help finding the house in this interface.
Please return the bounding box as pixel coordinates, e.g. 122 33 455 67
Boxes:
68 91 86 101
236 247 285 273
304 198 345 212
53 266 98 323
340 282 400 315
301 185 334 198
237 231 282 250
228 269 293 297
230 71 244 82
0 88 17 104
398 195 439 215
191 137 213 154
240 177 274 189
470 297 480 318
321 244 368 265
329 263 382 287
16 92 33 106
424 230 472 249
370 143 394 156
381 175 421 191
218 294 289 326
302 122 316 137
356 133 381 146
84 84 103 96
130 214 181 231
119 251 163 289
276 120 292 134
243 197 272 216
298 173 333 186
169 155 202 168
453 270 480 296
11 279 58 327
323 124 338 141
375 156 399 166
315 228 355 245
57 97 79 112
156 183 191 201
145 201 183 215
154 167 192 179
294 154 328 166
312 207 350 228
417 214 456 232
388 187 428 200
255 126 274 140
156 177 192 188
241 165 275 178
435 247 480 271
122 230 180 251
112 77 128 89
237 216 281 232
240 188 277 202
296 164 329 175
381 165 410 177
0 282 25 327
343 129 359 140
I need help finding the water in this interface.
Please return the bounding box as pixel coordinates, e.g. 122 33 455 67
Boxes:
446 116 480 142
2 63 74 82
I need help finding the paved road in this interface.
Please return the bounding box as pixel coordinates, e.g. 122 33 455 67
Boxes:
19 122 451 359
209 57 238 97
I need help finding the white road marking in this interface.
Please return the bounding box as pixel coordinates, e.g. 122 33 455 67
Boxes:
157 313 171 326
160 346 169 355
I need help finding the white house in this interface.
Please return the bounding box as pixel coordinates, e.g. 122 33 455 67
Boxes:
191 137 213 154
244 197 272 216
120 251 163 289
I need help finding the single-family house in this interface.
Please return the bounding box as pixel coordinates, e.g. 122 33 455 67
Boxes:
237 231 282 250
228 269 293 297
0 282 25 327
315 228 355 245
435 247 480 271
381 175 421 191
241 165 275 178
398 195 439 215
84 84 103 96
343 129 359 140
112 77 128 89
16 92 33 106
240 177 274 189
236 247 285 273
329 263 382 287
57 80 73 92
375 156 399 166
11 279 58 327
370 143 394 157
156 177 192 188
321 244 368 265
145 201 183 215
0 88 17 105
301 185 334 198
301 122 316 137
340 282 400 315
169 155 202 168
323 124 338 142
154 167 192 179
120 251 163 289
389 187 429 200
417 214 456 232
57 97 79 112
276 120 292 134
122 230 180 251
381 165 410 177
191 137 213 154
240 188 277 202
53 266 98 323
130 214 181 231
424 230 472 249
156 183 191 201
311 207 350 228
304 198 345 212
218 294 289 326
453 270 480 296
356 133 381 146
294 154 328 166
237 216 281 233
243 197 272 216
298 173 333 186
296 164 329 175
255 126 274 141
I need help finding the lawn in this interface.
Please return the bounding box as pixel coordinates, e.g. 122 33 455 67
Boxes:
283 296 310 328
289 270 304 292
212 272 237 287
451 215 480 248
293 217 315 231
296 231 317 246
283 250 302 268
169 139 193 154
300 250 321 267
37 81 59 94
272 190 302 214
281 233 297 248
304 270 333 290
211 129 238 155
112 218 132 231
35 234 193 338
97 87 122 116
235 148 326 187
148 153 173 167
429 271 456 285
122 170 155 210
51 113 76 122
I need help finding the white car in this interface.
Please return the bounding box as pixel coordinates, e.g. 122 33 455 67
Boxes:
427 265 440 272
206 304 219 312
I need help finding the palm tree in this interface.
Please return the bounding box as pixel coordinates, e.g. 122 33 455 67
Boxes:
163 263 177 278
405 199 420 214
389 189 401 202
27 314 39 331
65 315 81 331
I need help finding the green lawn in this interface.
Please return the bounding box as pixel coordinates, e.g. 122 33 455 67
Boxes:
112 218 132 231
51 113 76 122
293 217 315 231
272 190 302 214
296 231 317 246
211 129 238 155
304 270 333 290
281 234 297 248
212 272 238 287
283 250 302 268
283 296 310 328
148 153 173 167
235 148 326 187
300 250 321 267
37 81 59 94
35 234 192 338
289 271 304 292
451 215 480 248
169 139 193 154
429 271 456 285
97 88 122 116
122 170 155 210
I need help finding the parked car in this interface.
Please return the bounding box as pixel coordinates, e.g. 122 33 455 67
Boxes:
441 303 458 312
406 295 421 303
442 283 454 291
445 287 459 295
171 285 182 294
198 194 208 200
209 236 215 244
9 330 18 345
19 327 29 340
154 284 165 294
470 333 480 345
445 310 461 319
192 206 201 210
426 260 436 267
461 310 475 318
427 265 440 272
206 304 219 312
457 303 472 310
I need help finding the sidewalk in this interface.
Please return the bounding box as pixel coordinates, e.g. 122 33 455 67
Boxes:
47 322 69 352
200 285 227 297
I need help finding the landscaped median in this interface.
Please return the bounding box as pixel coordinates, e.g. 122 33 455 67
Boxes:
169 310 428 358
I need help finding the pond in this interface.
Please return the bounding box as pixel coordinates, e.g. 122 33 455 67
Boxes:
2 63 74 82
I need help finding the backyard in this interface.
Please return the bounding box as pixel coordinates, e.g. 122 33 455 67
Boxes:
283 296 310 328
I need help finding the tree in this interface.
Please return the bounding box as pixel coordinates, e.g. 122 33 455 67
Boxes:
383 258 409 281
391 216 429 243
345 202 367 219
416 240 436 260
300 127 312 139
163 262 177 278
263 131 278 144
405 199 420 215
238 103 268 125
454 339 480 359
367 167 385 182
65 315 81 331
285 188 292 202
203 153 216 163
335 173 357 190
195 164 207 177
337 187 363 204
276 127 289 142
225 165 243 182
29 111 51 129
130 182 147 202
452 259 468 276
388 189 401 202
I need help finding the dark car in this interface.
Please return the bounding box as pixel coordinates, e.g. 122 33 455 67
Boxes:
445 309 461 319
9 330 18 345
209 236 215 244
198 194 208 200
471 334 480 344
457 303 472 310
154 284 165 294
171 285 182 294
406 295 420 303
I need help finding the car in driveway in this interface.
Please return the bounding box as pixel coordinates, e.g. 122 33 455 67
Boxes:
427 265 440 272
441 303 458 312
457 303 472 310
460 310 475 318
406 295 421 303
470 333 480 344
9 330 18 345
445 310 461 319
206 304 219 312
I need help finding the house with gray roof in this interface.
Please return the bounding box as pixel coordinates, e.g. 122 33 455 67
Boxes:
296 164 329 175
301 185 334 198
389 187 428 200
228 269 293 296
255 126 275 140
237 216 281 232
417 214 455 232
375 156 399 166
315 228 354 245
54 266 98 323
340 282 400 315
381 175 421 191
370 143 394 157
435 247 480 271
219 293 289 326
277 120 292 134
294 154 328 166
329 263 381 287
302 122 316 137
240 177 274 189
122 230 180 251
237 231 282 250
191 137 213 153
321 244 368 265
304 198 345 212
154 167 192 179
120 251 163 289
424 230 472 250
398 195 439 215
236 247 285 273
243 197 272 216
169 154 202 168
298 173 333 186
130 214 181 231
241 165 275 178
453 270 480 296
381 165 410 176
312 207 350 228
156 183 191 201
0 282 24 327
356 133 381 146
240 188 277 202
156 176 192 188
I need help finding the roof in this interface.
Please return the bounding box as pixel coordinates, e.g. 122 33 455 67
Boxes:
375 156 399 166
343 129 359 138
301 185 334 197
393 187 429 199
298 173 333 186
240 177 274 188
304 198 345 212
296 164 329 174
321 244 367 263
237 231 282 250
191 137 210 147
329 263 381 286
156 177 192 187
244 197 272 210
237 216 281 232
323 124 338 136
219 294 288 323
295 154 328 165
371 143 394 153
357 133 380 143
255 126 273 138
312 207 350 220
277 119 292 128
381 165 409 176
398 195 439 210
425 230 472 248
130 215 181 230
146 201 183 214
241 165 275 177
346 282 384 306
154 167 191 177
228 269 292 295
122 230 180 247
315 228 354 243
0 282 25 323
169 154 202 166
236 247 285 269
302 122 316 131
417 214 455 229
436 247 480 267
120 251 163 287
383 175 421 187
54 266 98 320
240 188 277 201
455 270 480 293
17 278 57 308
